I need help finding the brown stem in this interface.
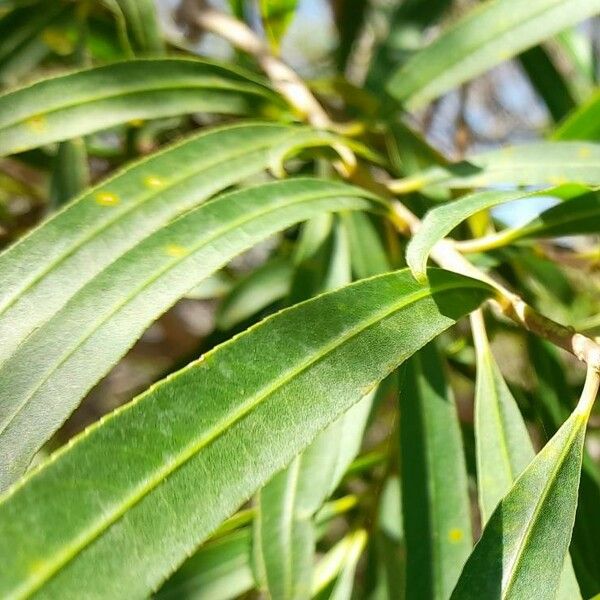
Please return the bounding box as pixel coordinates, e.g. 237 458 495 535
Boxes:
180 1 600 373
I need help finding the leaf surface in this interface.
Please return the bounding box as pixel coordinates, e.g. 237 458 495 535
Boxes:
392 142 600 193
387 0 600 109
0 59 283 155
0 268 492 598
400 343 472 599
0 177 384 488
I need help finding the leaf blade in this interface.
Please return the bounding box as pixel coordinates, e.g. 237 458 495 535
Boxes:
0 268 492 598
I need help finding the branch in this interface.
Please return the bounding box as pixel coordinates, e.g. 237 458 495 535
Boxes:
179 0 600 372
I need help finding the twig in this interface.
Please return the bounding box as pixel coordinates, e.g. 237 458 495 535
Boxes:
179 0 600 373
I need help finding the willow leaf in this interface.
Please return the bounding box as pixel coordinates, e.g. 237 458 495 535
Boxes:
0 178 384 489
400 342 472 599
392 142 600 193
0 122 297 367
0 58 284 155
254 217 372 600
471 312 581 599
0 268 492 598
451 366 598 599
387 0 600 109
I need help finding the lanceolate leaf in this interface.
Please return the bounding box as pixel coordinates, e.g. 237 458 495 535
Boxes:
406 185 599 279
0 178 384 489
471 312 581 598
0 123 297 367
400 342 472 599
391 142 600 193
406 189 532 281
387 0 600 109
553 89 600 141
0 268 492 598
254 217 372 600
451 368 598 599
0 59 284 155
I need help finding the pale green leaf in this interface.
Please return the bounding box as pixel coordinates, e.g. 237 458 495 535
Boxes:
0 58 284 155
406 187 562 281
0 268 492 598
391 142 600 193
387 0 600 109
400 342 472 599
0 177 385 489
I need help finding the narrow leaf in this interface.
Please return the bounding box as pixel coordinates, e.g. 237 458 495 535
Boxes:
112 0 164 54
259 0 298 51
0 58 283 155
387 0 600 109
471 312 582 599
400 342 472 599
391 142 600 193
0 178 384 488
49 138 89 208
0 268 492 598
451 363 599 599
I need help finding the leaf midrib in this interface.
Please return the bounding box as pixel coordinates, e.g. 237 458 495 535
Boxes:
0 187 373 439
16 279 477 597
501 415 583 598
0 125 291 317
0 80 272 135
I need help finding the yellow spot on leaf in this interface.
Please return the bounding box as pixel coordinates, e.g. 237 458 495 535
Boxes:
129 119 145 128
25 114 47 133
448 528 464 543
28 559 47 575
144 175 165 189
578 146 592 159
95 192 120 206
165 244 188 258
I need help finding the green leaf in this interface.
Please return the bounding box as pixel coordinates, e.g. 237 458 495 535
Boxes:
504 190 600 241
452 330 597 599
0 268 492 598
387 0 600 109
400 342 472 599
0 122 294 368
391 142 600 193
518 45 575 123
0 58 284 155
156 530 254 600
216 257 293 330
253 217 371 600
553 89 600 141
343 211 391 279
49 138 89 209
259 0 298 52
0 176 385 489
109 0 164 55
406 189 529 281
